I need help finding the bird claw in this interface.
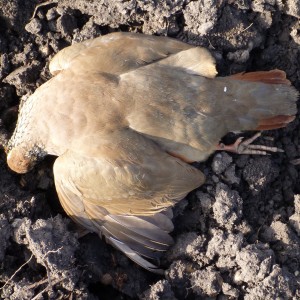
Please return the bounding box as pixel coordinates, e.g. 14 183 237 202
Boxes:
218 132 284 155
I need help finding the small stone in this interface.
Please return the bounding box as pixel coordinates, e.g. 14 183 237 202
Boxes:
212 152 233 175
196 192 213 215
190 267 223 297
227 49 250 63
213 183 243 228
25 18 42 35
243 157 279 195
141 280 176 300
224 164 240 184
222 282 239 298
46 7 59 21
100 273 113 285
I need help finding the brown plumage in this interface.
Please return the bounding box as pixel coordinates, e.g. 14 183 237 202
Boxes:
6 32 298 273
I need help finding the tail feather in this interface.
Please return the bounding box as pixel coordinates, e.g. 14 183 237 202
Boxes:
139 212 174 232
229 69 291 85
101 224 165 259
101 221 171 253
224 69 298 132
108 237 165 274
256 123 291 131
105 214 173 246
256 115 296 130
97 211 174 272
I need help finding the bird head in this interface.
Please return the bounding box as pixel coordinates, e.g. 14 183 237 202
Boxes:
7 145 45 174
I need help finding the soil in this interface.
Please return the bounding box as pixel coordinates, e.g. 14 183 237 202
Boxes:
0 0 300 299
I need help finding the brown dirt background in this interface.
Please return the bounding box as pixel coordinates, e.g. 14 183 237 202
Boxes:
0 0 300 299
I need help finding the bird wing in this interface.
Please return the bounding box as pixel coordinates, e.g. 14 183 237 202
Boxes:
53 129 204 272
49 32 217 77
116 56 222 162
49 32 191 75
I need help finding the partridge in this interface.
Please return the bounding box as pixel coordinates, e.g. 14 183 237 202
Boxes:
6 32 298 273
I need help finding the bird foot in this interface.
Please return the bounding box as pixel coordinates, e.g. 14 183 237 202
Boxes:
217 132 284 155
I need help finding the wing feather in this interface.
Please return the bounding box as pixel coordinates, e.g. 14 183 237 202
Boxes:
49 32 193 75
53 132 204 271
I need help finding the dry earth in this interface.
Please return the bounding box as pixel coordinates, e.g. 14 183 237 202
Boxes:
0 0 300 299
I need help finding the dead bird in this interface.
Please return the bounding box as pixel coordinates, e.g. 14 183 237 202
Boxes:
6 32 298 273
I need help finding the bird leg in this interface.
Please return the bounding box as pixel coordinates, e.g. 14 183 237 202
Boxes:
216 132 284 155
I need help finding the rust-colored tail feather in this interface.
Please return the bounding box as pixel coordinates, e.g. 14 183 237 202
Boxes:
230 69 291 85
256 115 296 130
230 69 297 130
